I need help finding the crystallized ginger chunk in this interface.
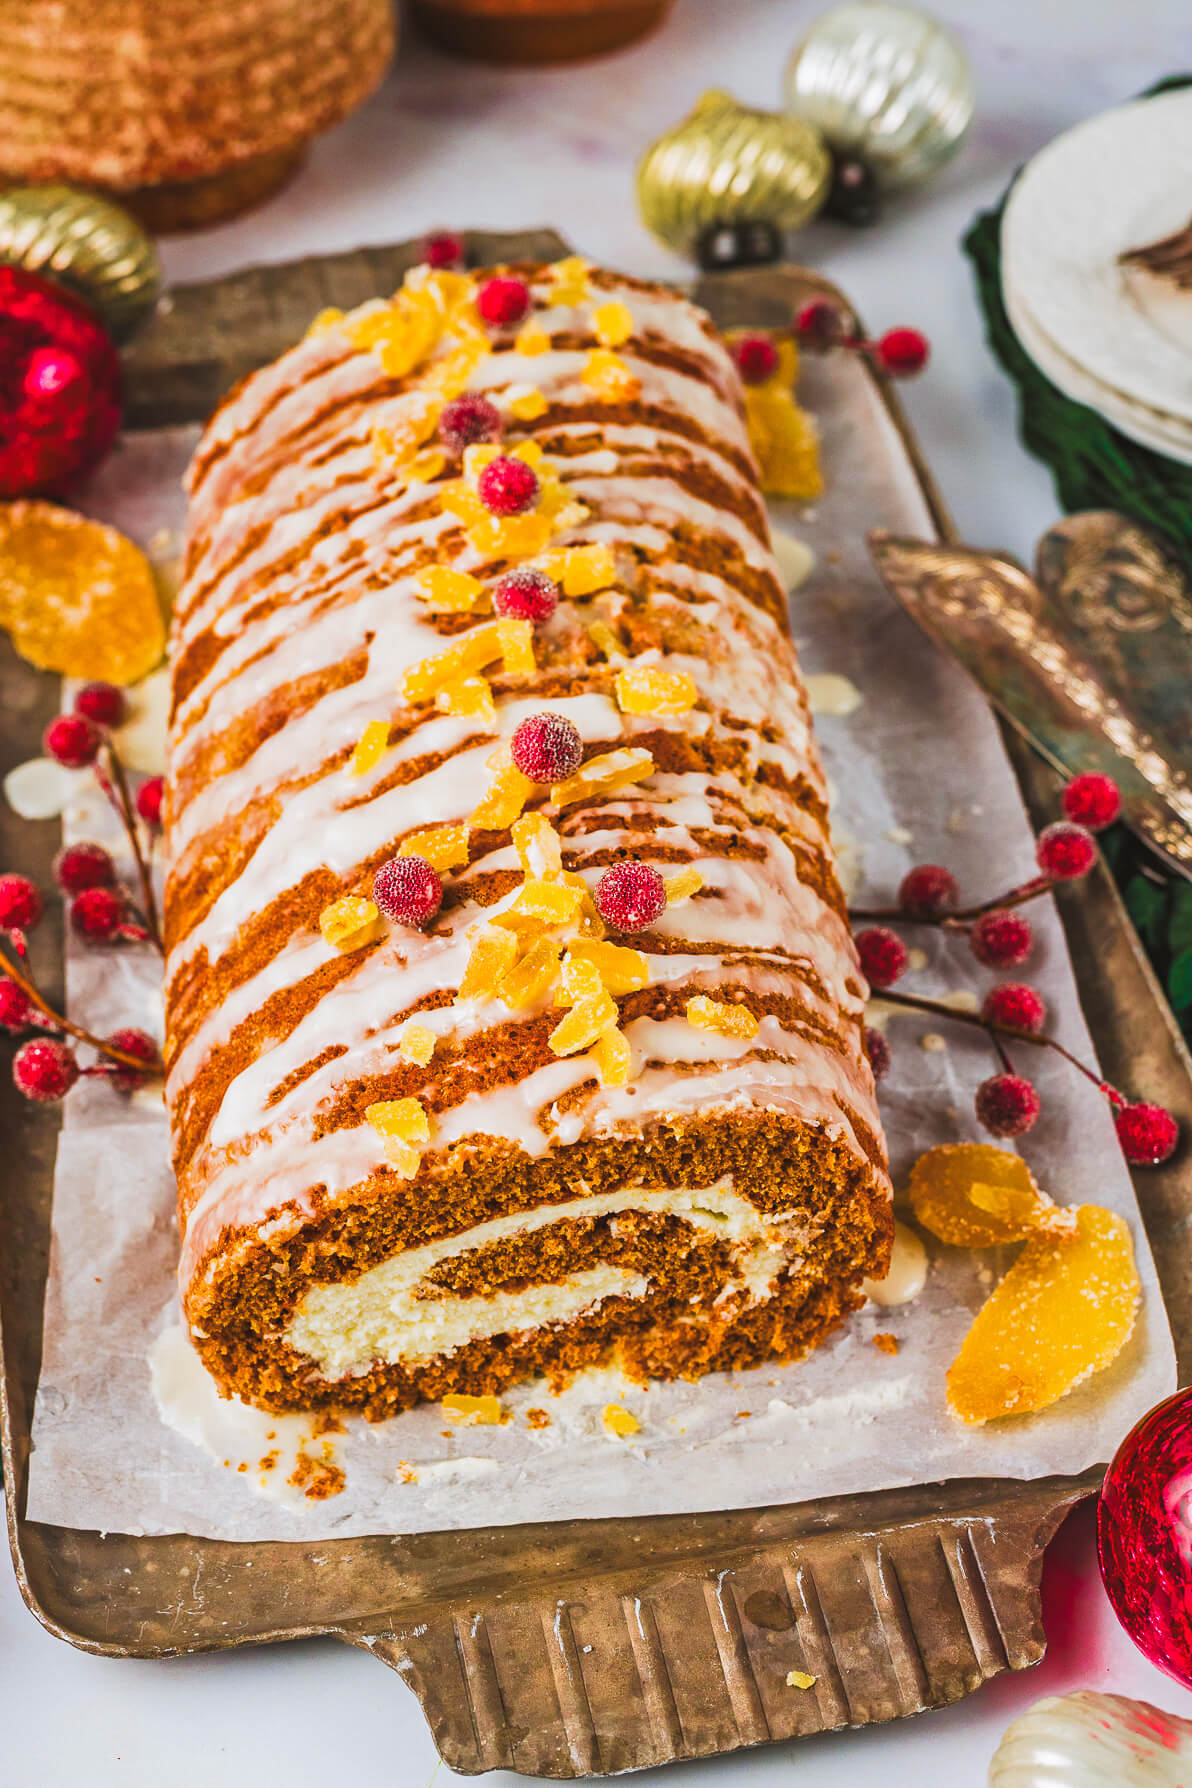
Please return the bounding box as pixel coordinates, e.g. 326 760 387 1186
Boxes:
442 1394 504 1426
554 542 617 597
508 878 583 924
565 939 648 994
399 825 470 872
592 300 634 348
686 995 759 1040
470 758 535 831
582 349 641 403
587 620 627 661
514 321 550 356
909 1144 1056 1248
602 1403 639 1437
551 746 653 808
366 1097 430 1142
616 662 698 716
436 675 497 723
467 512 555 559
415 566 484 612
946 1205 1140 1425
512 812 564 881
550 991 617 1056
398 1022 436 1066
495 935 561 1010
348 719 390 776
550 257 591 304
508 386 548 421
459 927 519 1000
497 617 536 677
319 896 383 953
403 622 504 704
664 867 703 906
404 448 446 484
590 1024 633 1087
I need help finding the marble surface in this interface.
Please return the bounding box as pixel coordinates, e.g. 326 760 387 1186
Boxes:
5 0 1192 1779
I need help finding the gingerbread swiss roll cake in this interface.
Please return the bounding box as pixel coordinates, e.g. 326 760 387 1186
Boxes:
165 256 891 1416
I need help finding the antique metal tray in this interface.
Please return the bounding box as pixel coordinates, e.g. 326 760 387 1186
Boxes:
4 230 1192 1779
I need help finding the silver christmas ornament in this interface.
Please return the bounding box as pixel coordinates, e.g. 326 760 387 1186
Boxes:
989 1691 1192 1788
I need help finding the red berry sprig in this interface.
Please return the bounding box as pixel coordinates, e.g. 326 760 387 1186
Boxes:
791 299 929 379
423 230 465 271
0 924 162 1102
43 706 162 953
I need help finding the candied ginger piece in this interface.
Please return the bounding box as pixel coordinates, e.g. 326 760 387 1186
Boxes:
403 622 504 703
398 1022 436 1066
399 824 470 872
512 812 563 881
459 927 519 1000
593 300 634 348
467 512 555 558
416 566 483 612
438 480 486 525
909 1144 1055 1247
566 939 648 994
497 617 536 677
509 878 583 924
511 439 544 469
366 1097 430 1142
551 746 653 808
427 340 488 400
602 1403 639 1437
581 349 641 403
946 1205 1140 1424
347 719 390 776
383 1138 421 1178
786 1672 817 1691
306 307 344 337
558 543 616 597
591 1024 633 1087
463 442 501 480
442 1393 504 1426
686 995 759 1040
744 382 823 501
515 321 550 356
507 383 548 421
558 953 604 1003
437 675 497 723
587 620 627 662
664 867 703 905
550 991 617 1056
550 257 591 304
470 760 535 830
495 935 561 1010
405 448 447 484
319 896 383 952
616 662 698 716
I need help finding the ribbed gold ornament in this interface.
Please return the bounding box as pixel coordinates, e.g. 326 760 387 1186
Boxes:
0 185 160 339
637 90 830 257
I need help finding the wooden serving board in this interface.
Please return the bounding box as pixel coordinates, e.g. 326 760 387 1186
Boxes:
4 230 1192 1780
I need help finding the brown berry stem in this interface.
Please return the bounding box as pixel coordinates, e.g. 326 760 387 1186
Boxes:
851 875 1053 927
97 741 163 955
0 939 162 1075
876 987 1111 1095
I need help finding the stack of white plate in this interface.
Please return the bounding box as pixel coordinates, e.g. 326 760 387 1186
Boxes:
1001 87 1192 465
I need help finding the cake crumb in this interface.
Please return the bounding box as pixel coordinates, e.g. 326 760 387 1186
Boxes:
288 1442 345 1501
873 1333 899 1356
236 1461 248 1473
786 1670 817 1690
920 1032 947 1052
442 1393 504 1426
603 1403 640 1437
734 1410 752 1419
397 1460 418 1484
259 1450 279 1472
526 1407 551 1429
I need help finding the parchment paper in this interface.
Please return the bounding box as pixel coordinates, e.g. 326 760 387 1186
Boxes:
23 362 1177 1542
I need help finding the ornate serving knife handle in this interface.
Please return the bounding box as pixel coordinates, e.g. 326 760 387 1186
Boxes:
868 530 1192 879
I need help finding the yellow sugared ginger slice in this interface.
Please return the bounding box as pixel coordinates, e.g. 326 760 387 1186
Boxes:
403 622 503 703
459 927 519 1000
416 566 484 612
398 1022 436 1066
508 878 584 924
550 991 617 1056
399 824 470 872
512 812 564 881
442 1393 503 1426
593 300 634 348
551 746 653 808
468 511 555 558
348 719 390 776
405 448 446 484
508 385 548 420
496 617 536 677
550 256 591 303
946 1205 1140 1425
319 896 383 952
514 320 550 355
307 307 344 337
436 675 497 723
566 939 648 995
371 399 442 470
909 1144 1056 1248
786 1672 817 1691
687 995 759 1040
552 542 616 597
587 620 627 661
366 1096 431 1179
495 935 561 1010
664 867 703 905
602 1403 639 1437
590 1024 633 1087
616 662 698 716
582 349 641 402
470 756 535 830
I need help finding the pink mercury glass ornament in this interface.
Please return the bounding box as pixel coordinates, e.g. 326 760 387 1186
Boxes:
1098 1388 1192 1686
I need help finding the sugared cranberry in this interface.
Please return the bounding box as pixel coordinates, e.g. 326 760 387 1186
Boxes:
136 776 164 826
104 1027 159 1093
423 230 464 270
970 909 1033 968
510 712 582 783
13 1037 78 1103
52 841 115 894
0 975 33 1032
1115 1101 1179 1167
864 1026 891 1081
855 926 908 990
372 855 443 928
975 1072 1040 1139
70 886 125 941
1062 772 1121 833
595 861 667 933
981 982 1047 1034
44 712 101 768
73 681 126 728
0 873 42 933
732 334 779 384
898 863 959 919
493 567 558 625
477 454 540 516
438 394 503 454
877 327 929 377
793 297 844 351
477 276 532 329
1036 820 1097 882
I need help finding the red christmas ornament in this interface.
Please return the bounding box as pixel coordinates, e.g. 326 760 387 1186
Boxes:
793 297 845 351
0 266 121 498
105 1027 159 1093
1099 1388 1192 1687
864 1026 891 1081
477 276 531 329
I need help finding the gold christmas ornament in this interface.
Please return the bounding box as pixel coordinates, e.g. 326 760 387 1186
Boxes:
0 185 160 340
637 90 831 258
784 2 974 190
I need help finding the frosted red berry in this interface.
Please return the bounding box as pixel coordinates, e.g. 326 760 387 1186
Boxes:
1115 1101 1179 1166
1036 820 1097 881
0 975 33 1032
477 276 532 329
898 863 959 919
877 327 929 377
44 711 100 767
595 861 667 933
493 567 558 625
1062 772 1121 832
13 1037 78 1103
732 334 779 384
136 776 164 826
70 885 125 941
53 841 115 894
794 297 844 350
477 454 540 516
439 394 503 454
981 982 1047 1034
372 854 443 927
73 681 125 728
864 1026 891 1082
855 926 908 990
423 230 464 270
510 711 583 783
0 872 42 933
970 909 1034 968
975 1072 1041 1139
104 1026 159 1093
